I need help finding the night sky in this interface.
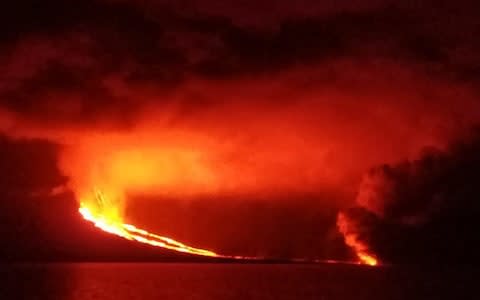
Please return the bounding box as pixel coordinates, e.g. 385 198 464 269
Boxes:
1 0 480 263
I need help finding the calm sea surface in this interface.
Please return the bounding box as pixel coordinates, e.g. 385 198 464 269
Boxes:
0 263 477 300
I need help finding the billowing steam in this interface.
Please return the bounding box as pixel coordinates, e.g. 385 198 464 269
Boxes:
338 129 480 263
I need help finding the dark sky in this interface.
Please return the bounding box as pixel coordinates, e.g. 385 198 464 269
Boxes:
0 0 480 263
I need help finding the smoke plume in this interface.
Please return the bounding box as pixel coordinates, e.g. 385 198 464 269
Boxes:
338 129 480 263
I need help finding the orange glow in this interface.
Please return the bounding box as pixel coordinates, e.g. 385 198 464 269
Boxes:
3 62 480 266
357 252 378 266
79 189 219 257
337 212 379 266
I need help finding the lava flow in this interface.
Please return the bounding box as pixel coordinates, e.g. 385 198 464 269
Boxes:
357 252 378 266
79 190 377 265
79 189 219 257
337 212 379 266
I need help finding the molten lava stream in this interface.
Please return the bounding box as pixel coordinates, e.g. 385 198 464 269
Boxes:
79 205 219 257
79 190 377 265
78 188 223 257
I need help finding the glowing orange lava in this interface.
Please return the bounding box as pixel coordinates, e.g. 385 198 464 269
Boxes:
78 190 219 257
79 190 377 265
357 252 378 266
337 212 379 266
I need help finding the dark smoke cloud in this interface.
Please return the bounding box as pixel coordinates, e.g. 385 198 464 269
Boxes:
0 136 65 195
339 129 480 263
2 0 479 123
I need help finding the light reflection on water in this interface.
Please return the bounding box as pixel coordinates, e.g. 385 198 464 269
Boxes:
0 263 473 300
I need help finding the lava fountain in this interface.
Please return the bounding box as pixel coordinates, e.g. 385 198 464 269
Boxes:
79 189 219 257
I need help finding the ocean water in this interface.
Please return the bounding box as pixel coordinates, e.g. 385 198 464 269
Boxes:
0 263 476 300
